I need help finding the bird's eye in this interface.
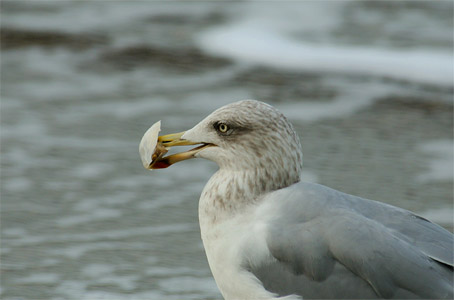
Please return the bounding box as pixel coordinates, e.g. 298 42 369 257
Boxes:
214 122 231 135
218 123 229 133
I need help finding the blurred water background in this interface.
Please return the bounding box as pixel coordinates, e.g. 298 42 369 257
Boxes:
1 1 453 299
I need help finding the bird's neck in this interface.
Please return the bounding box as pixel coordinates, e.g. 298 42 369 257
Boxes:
199 167 300 224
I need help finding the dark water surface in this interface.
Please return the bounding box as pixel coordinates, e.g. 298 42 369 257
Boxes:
1 1 453 299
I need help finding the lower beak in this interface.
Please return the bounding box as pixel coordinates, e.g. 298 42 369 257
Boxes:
150 131 212 169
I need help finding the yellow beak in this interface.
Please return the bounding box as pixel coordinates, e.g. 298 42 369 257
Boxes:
150 132 212 169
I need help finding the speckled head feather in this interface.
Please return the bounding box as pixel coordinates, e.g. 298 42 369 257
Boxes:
182 100 303 213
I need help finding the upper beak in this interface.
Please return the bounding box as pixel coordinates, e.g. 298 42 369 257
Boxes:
150 131 212 169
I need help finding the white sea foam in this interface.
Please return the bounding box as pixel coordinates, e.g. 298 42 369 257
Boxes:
2 227 28 237
15 273 60 284
277 80 397 122
56 208 122 227
8 223 196 247
2 177 33 192
48 242 151 259
198 24 453 86
82 264 116 277
0 109 48 139
70 162 115 179
157 276 219 294
417 140 454 183
72 192 135 212
54 280 87 299
3 49 124 101
137 196 187 211
55 277 218 300
96 275 139 291
80 263 139 290
145 266 206 276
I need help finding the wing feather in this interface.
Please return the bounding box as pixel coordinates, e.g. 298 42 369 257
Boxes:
248 182 453 299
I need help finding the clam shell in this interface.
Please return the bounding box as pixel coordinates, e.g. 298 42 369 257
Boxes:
139 121 166 169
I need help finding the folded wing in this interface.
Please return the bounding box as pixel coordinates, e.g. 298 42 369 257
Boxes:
248 182 453 299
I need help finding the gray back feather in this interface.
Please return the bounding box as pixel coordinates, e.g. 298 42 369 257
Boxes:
248 182 453 299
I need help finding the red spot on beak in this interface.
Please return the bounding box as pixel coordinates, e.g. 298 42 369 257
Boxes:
152 161 170 169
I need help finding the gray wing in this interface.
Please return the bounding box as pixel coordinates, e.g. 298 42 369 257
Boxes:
248 182 453 299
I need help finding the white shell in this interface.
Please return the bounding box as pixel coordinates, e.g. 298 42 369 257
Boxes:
139 120 161 169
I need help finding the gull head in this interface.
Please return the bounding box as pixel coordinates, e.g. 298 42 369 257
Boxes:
153 100 303 188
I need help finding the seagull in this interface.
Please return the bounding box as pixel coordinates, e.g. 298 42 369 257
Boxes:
144 100 453 299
